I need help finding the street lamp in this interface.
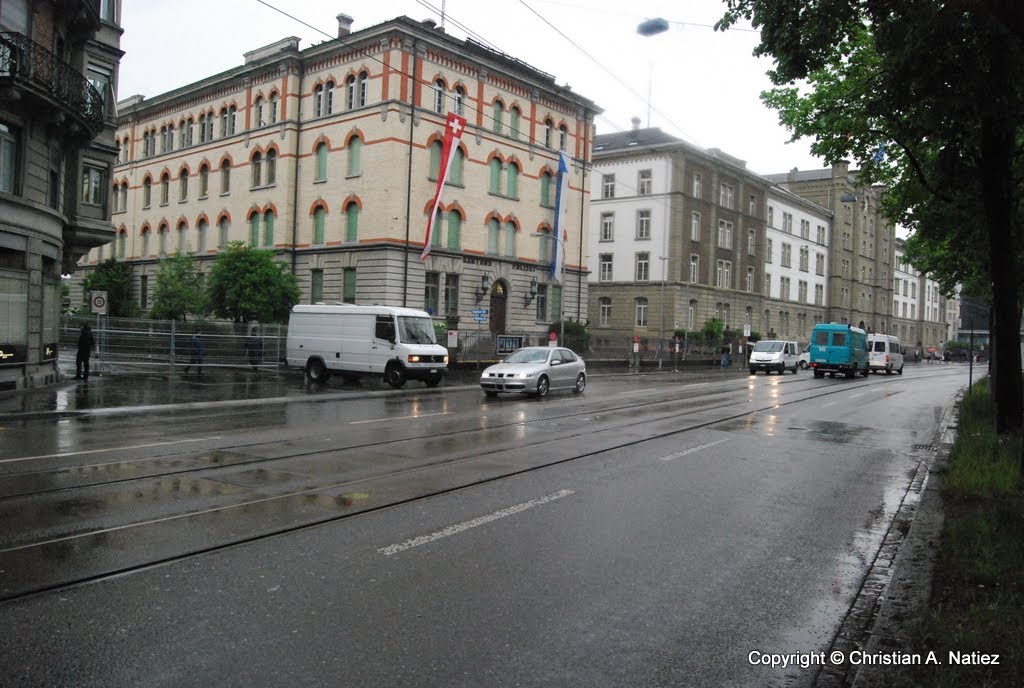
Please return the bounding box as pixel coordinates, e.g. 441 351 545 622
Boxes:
531 232 565 345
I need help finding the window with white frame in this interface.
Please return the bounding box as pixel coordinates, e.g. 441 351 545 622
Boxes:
600 213 614 241
746 267 754 292
717 220 733 249
599 254 613 281
815 253 825 275
800 219 810 239
635 298 648 327
816 225 826 244
636 210 651 240
599 297 611 327
749 194 757 216
767 205 774 228
690 212 700 241
747 230 755 255
638 169 652 195
815 284 823 305
692 173 702 198
780 276 791 300
719 183 734 209
635 252 650 281
781 243 792 267
689 254 699 283
433 80 445 114
799 246 809 271
765 273 772 296
454 86 465 116
782 212 793 233
602 174 615 199
716 260 732 288
798 280 808 303
81 164 106 206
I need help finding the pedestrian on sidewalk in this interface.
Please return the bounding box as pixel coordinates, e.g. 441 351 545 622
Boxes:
184 333 205 375
75 323 95 380
243 326 263 371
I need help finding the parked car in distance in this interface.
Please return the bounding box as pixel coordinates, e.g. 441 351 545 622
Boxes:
480 346 586 398
748 340 800 374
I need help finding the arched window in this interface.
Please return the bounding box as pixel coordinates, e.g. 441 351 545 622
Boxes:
429 140 442 179
204 111 214 141
160 172 169 205
487 218 500 254
220 160 231 194
249 213 259 247
538 228 551 263
559 125 568 151
159 126 167 153
454 86 465 115
543 118 553 148
263 210 275 246
315 143 328 181
346 136 362 177
141 227 151 256
447 210 461 249
432 209 443 247
177 220 188 254
540 171 553 206
251 152 262 188
198 114 208 143
433 79 445 114
357 71 368 107
268 92 279 123
504 221 516 257
506 162 519 198
266 149 277 185
197 219 208 253
313 206 326 244
488 158 502 194
254 97 264 126
117 230 126 258
143 177 152 207
325 80 335 114
219 108 229 137
199 164 209 197
178 120 186 148
185 117 194 146
227 105 236 135
167 124 175 152
179 169 188 201
492 101 503 134
218 217 230 247
313 84 324 117
158 223 168 254
449 147 464 185
345 202 359 242
345 75 356 110
509 106 521 140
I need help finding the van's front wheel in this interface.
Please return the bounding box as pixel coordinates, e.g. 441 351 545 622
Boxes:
424 372 443 387
385 364 406 388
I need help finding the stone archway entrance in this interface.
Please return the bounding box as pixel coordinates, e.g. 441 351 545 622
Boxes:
488 281 507 334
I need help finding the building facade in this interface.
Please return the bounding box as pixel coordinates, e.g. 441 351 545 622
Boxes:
765 163 896 334
893 238 948 352
1 0 122 390
77 15 599 345
588 126 769 352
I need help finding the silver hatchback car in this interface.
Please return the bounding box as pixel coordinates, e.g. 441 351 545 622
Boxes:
480 346 587 398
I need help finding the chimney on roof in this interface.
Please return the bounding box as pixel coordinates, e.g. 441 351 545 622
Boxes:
337 13 353 37
788 167 798 182
631 117 641 131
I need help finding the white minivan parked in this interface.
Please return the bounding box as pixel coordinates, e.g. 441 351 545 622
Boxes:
867 333 904 375
748 340 800 374
286 304 448 387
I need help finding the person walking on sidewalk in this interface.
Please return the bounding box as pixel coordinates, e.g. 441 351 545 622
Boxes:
75 323 95 380
184 333 205 375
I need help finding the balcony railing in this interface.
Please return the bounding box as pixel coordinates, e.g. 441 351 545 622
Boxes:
0 31 104 136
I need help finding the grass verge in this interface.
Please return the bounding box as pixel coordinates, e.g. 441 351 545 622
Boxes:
921 378 1023 687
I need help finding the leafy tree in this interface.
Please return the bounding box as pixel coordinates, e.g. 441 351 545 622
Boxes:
718 0 1023 435
81 258 138 317
205 242 299 323
702 318 725 345
149 252 207 321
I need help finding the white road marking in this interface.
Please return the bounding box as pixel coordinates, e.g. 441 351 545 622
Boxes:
0 436 222 464
849 392 866 399
659 438 730 462
350 411 450 425
378 489 575 556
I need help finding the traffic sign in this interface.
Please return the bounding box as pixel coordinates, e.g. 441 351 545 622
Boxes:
472 309 488 315
473 317 487 323
91 291 108 315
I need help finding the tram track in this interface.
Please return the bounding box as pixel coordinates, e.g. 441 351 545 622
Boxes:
0 370 958 604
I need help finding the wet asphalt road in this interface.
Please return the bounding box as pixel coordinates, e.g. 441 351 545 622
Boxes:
0 364 970 687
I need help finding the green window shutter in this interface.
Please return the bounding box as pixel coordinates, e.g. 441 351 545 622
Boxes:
310 269 323 303
429 141 442 179
540 172 551 206
550 286 562 324
314 207 325 244
343 268 357 303
507 164 518 198
432 210 443 246
346 203 359 242
316 144 327 181
347 137 362 176
263 212 274 246
249 216 259 247
447 212 461 249
487 219 499 254
489 159 501 193
504 222 516 257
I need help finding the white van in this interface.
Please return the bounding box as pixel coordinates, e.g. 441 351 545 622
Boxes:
748 340 800 374
867 333 904 375
286 304 448 387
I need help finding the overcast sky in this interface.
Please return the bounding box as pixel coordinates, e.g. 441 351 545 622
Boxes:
117 0 824 176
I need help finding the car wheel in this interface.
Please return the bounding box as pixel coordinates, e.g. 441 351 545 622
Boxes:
385 364 406 389
814 370 824 378
536 375 550 398
792 364 798 374
863 367 870 377
573 372 586 394
484 390 499 397
424 373 443 387
799 360 808 369
749 368 757 375
897 365 904 375
886 365 893 375
306 358 330 382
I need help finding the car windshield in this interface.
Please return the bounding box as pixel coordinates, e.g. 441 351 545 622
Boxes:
753 341 784 352
503 349 550 364
397 316 437 344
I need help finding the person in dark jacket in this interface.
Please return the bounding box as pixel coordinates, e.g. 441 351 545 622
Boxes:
75 324 95 380
184 333 205 375
243 327 263 371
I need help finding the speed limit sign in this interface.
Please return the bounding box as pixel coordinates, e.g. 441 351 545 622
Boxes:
91 290 108 315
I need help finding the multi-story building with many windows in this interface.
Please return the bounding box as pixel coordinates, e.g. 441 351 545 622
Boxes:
78 15 598 342
588 124 768 350
765 162 896 334
1 0 122 390
893 238 948 352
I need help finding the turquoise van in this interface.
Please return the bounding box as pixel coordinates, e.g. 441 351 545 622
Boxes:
809 323 869 378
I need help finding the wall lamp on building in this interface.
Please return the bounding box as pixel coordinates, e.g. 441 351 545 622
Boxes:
475 273 493 302
524 276 538 306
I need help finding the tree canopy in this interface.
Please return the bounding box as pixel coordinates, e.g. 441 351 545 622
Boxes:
149 252 207 321
718 0 1024 434
81 258 138 317
205 242 300 324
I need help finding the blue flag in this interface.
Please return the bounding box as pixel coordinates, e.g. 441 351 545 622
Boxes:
550 152 570 282
871 143 885 163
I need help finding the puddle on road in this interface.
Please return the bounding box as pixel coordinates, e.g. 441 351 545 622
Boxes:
714 417 871 445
